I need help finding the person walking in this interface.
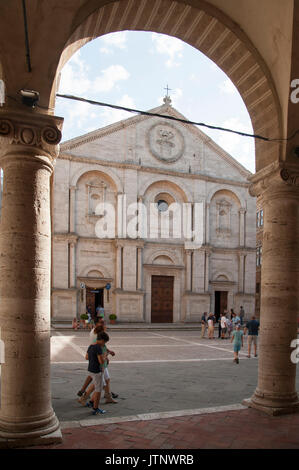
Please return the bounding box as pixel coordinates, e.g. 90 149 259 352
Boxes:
201 312 207 338
231 324 244 364
244 315 260 358
84 331 107 415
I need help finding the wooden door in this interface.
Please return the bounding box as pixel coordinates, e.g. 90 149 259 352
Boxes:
151 275 174 323
86 289 95 316
220 291 228 316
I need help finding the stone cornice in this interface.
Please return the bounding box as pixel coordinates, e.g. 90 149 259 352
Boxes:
59 152 250 189
114 238 145 248
53 233 78 243
0 109 63 164
249 161 299 197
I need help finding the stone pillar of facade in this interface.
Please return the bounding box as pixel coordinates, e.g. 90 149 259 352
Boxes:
69 185 77 233
244 163 299 415
192 249 205 292
238 253 245 293
204 250 211 293
185 250 192 291
115 243 123 289
137 246 143 290
0 109 63 446
205 203 210 244
239 208 246 247
69 238 77 288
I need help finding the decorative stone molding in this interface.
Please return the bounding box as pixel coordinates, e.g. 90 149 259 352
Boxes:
249 161 299 197
0 109 63 163
53 233 78 243
148 121 185 163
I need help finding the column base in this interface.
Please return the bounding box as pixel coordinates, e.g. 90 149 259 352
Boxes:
0 427 62 449
243 395 299 416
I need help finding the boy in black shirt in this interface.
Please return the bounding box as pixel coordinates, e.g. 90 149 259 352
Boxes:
85 331 109 415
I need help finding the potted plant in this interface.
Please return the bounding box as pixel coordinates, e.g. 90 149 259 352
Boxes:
109 313 117 325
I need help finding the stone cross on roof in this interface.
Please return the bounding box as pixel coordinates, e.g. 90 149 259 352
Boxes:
163 84 172 105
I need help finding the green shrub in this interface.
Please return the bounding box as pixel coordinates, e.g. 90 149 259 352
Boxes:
80 313 88 320
109 314 117 320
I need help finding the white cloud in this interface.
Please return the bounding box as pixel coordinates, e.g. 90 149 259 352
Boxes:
151 33 184 68
59 51 91 95
99 32 128 54
101 94 136 126
214 117 255 172
59 48 130 96
93 65 130 93
219 79 236 95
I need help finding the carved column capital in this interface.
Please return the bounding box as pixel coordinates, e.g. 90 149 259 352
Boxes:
249 161 299 199
0 109 63 167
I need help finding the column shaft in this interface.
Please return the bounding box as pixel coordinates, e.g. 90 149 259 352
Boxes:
0 155 59 438
246 176 299 414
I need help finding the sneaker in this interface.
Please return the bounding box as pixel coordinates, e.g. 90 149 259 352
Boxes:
111 392 118 399
92 408 107 415
105 395 118 404
78 395 88 406
77 390 83 397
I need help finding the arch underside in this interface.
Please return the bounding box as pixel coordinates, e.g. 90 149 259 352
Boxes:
57 0 282 172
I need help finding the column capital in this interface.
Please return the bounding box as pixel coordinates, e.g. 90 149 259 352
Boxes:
0 108 63 166
249 161 299 199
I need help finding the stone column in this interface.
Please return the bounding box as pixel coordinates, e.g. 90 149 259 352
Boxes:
244 163 299 415
137 247 143 290
69 241 76 288
115 244 122 289
205 203 210 244
69 186 77 233
204 251 210 292
239 208 246 247
0 109 63 446
238 253 245 293
185 250 192 291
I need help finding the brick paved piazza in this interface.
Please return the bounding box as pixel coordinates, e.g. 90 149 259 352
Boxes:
51 328 299 425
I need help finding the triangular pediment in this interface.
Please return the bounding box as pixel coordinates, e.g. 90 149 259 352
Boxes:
60 102 252 182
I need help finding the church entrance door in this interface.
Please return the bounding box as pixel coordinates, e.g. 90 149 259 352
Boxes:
86 288 104 318
214 291 228 322
151 275 174 323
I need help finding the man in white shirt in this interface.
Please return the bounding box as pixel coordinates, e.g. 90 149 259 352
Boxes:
221 312 228 339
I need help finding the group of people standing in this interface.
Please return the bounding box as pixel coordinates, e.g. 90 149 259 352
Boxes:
201 307 260 364
72 304 105 330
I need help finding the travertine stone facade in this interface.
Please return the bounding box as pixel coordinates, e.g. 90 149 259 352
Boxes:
52 101 256 323
52 99 255 322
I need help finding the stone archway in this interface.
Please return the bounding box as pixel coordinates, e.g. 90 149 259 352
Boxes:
55 0 282 172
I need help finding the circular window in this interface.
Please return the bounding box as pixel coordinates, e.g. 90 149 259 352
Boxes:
157 200 169 212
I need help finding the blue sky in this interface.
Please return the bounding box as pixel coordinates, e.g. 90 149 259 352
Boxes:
55 31 255 172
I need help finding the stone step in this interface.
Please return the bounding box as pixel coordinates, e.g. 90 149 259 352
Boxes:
51 322 205 331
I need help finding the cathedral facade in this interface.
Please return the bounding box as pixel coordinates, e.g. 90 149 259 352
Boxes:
52 98 256 323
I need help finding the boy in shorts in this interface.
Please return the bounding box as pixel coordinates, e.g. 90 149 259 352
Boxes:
85 331 108 415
